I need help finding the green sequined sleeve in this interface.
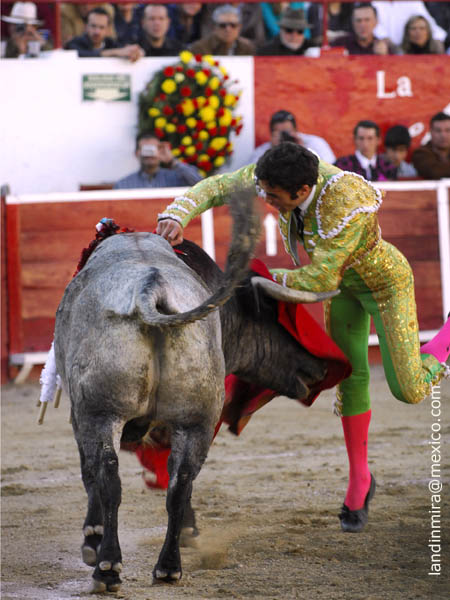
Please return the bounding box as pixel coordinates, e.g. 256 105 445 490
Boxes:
158 164 257 228
271 212 368 293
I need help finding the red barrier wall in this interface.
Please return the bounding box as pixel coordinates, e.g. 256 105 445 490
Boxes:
254 56 450 156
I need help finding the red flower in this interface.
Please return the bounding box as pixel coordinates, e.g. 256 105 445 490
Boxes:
186 68 196 78
219 89 227 97
163 66 175 77
175 66 183 72
159 93 167 101
163 106 174 115
207 148 217 158
177 124 187 133
195 141 203 151
195 54 202 62
219 126 228 135
202 68 211 76
154 128 164 139
178 145 186 153
231 118 236 126
205 87 213 97
192 98 199 109
175 104 184 114
208 127 218 136
192 132 199 140
195 120 205 130
217 108 225 117
224 75 229 81
180 86 192 97
198 160 213 172
185 154 198 163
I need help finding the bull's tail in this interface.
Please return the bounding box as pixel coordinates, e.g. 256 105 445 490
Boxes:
137 188 260 328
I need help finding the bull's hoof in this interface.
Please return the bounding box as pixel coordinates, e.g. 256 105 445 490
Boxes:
180 526 200 548
81 527 103 566
152 564 182 583
91 564 122 594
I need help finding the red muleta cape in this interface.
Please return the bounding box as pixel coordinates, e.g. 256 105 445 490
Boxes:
121 258 352 489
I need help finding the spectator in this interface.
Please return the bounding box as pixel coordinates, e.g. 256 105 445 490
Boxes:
382 125 417 178
425 1 450 49
373 1 447 46
60 3 115 47
332 3 400 55
401 15 444 54
335 120 397 181
114 133 202 189
248 109 336 165
308 1 353 46
257 7 314 56
189 4 255 56
412 112 450 179
260 2 310 39
2 2 51 58
65 7 143 61
239 2 267 46
167 3 205 45
137 4 184 56
113 3 142 46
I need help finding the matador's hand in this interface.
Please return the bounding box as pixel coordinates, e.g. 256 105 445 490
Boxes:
156 219 184 246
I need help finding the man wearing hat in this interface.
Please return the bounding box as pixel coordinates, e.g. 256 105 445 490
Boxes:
1 2 50 58
257 7 314 55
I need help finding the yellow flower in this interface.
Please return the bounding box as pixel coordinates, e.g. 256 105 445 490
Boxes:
224 94 236 107
227 141 234 152
195 71 208 86
209 76 220 90
210 137 227 151
186 117 197 129
180 50 194 64
161 79 177 94
219 66 228 76
208 95 220 109
172 148 181 157
198 131 209 141
206 121 216 130
148 107 160 117
203 55 215 66
199 106 216 123
196 96 207 108
185 145 196 156
219 108 232 127
165 123 176 133
199 169 207 177
174 73 185 83
198 154 209 162
214 156 225 167
155 117 167 128
181 99 195 116
181 136 193 146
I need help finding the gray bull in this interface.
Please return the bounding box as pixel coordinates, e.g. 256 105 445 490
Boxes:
54 191 336 592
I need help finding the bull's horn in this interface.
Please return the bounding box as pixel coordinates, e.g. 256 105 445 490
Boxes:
251 277 340 304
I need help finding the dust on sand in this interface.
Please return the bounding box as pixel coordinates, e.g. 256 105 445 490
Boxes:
1 366 449 599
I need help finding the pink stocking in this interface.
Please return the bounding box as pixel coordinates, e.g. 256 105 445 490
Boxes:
342 410 372 510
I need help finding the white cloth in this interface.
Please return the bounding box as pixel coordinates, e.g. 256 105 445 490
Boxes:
373 1 447 45
247 131 336 166
354 149 377 180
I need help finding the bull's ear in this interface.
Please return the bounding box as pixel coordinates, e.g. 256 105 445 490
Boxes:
250 277 340 304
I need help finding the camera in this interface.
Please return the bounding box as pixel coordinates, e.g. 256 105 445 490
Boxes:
141 144 158 157
279 130 298 144
15 23 26 34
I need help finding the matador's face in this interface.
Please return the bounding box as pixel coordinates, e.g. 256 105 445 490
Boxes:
258 180 312 213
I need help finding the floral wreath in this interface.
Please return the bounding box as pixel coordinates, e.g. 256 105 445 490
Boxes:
138 51 243 176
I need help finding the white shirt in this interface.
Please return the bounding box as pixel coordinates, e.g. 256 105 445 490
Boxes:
247 131 336 166
373 1 447 45
354 150 377 180
298 184 317 216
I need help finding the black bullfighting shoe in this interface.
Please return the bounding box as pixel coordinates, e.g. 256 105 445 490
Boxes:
339 474 376 533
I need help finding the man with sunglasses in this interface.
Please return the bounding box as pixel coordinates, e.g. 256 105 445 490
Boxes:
257 7 314 56
189 4 255 55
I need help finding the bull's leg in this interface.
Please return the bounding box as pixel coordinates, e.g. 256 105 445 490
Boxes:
153 425 210 582
74 415 124 593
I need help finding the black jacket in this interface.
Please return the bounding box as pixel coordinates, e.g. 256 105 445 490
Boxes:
137 35 184 57
65 33 118 57
257 35 312 56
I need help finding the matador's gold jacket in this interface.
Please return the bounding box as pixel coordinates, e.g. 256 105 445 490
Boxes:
158 160 405 296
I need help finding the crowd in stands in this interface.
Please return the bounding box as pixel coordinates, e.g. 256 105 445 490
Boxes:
2 1 449 58
1 2 449 187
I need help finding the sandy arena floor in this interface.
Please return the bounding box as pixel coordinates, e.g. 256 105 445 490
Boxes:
1 366 449 599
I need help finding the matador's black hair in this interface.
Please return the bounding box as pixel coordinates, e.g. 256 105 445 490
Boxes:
255 142 319 199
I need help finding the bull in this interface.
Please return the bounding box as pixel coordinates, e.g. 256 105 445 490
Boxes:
54 190 338 592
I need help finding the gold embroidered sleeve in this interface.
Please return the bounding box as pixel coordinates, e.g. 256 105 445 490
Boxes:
271 212 368 292
158 164 256 227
